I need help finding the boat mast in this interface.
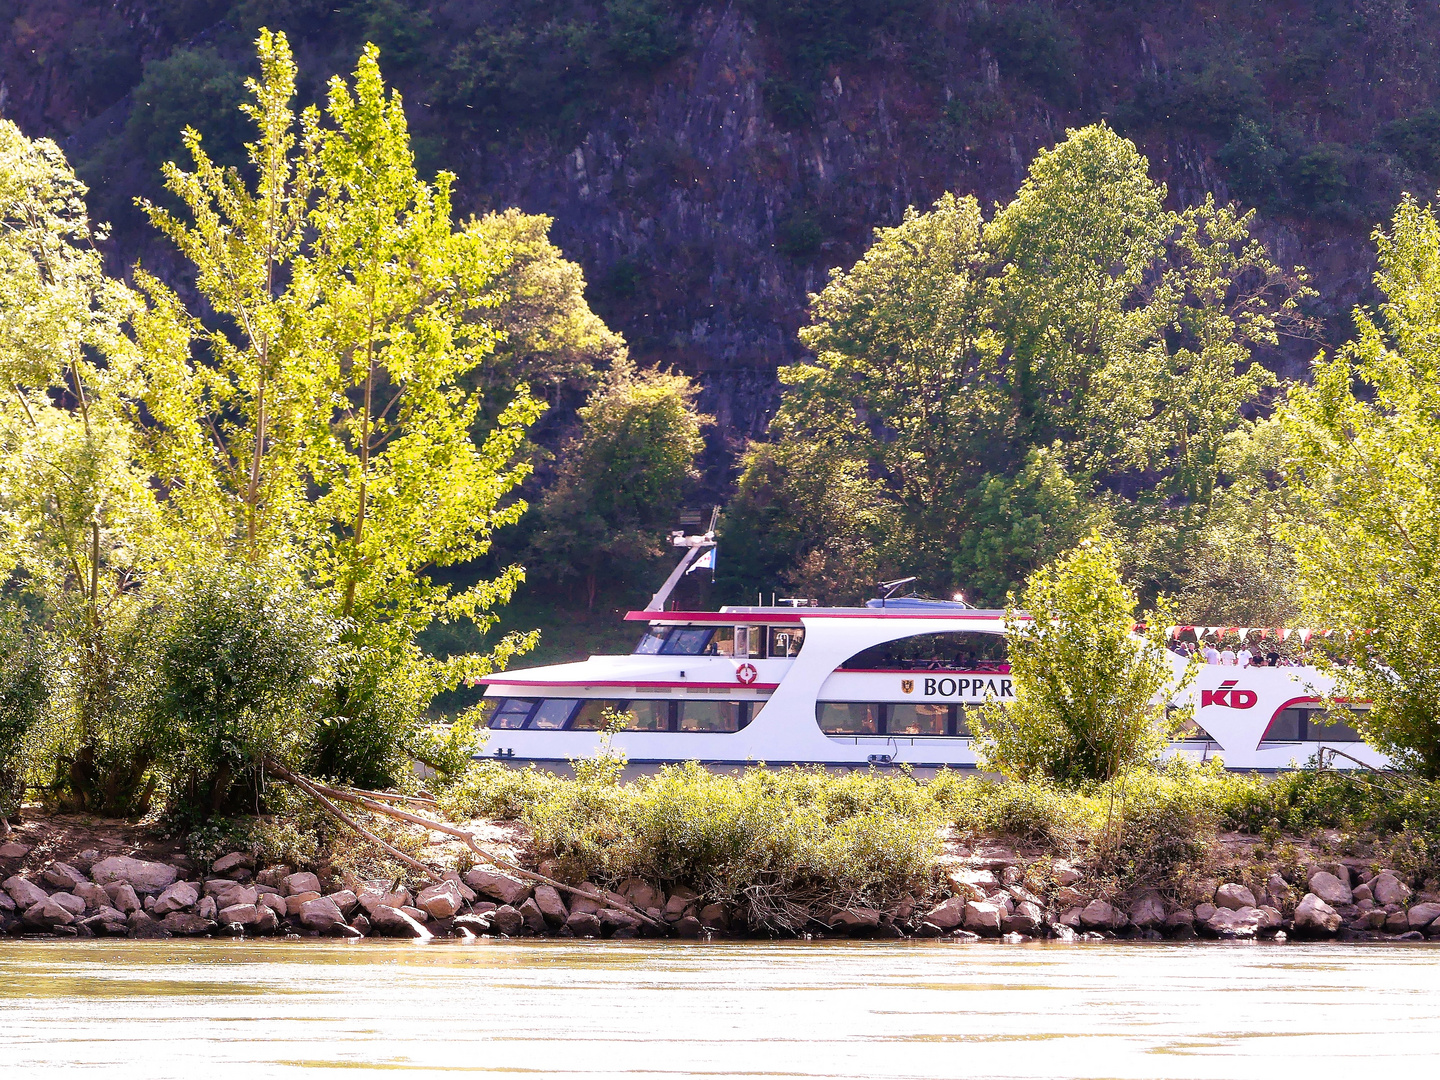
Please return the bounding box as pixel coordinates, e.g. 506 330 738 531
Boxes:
645 507 719 612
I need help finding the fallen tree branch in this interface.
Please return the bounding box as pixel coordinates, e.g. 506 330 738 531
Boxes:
264 758 434 877
265 758 664 930
344 786 439 808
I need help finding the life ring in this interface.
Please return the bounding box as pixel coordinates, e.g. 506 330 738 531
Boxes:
735 662 758 685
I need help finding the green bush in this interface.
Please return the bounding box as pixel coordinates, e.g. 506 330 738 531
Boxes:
0 603 48 821
1221 119 1282 205
1284 144 1351 214
149 559 340 822
971 2 1078 104
126 47 249 170
1382 109 1440 175
604 0 685 69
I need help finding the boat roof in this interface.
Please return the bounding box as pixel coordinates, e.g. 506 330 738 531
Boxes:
627 606 1015 624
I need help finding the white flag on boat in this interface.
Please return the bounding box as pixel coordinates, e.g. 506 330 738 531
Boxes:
687 547 716 574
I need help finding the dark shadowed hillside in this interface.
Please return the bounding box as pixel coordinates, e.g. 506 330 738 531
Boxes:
4 1 1439 479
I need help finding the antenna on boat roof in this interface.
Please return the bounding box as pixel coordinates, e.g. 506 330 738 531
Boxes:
644 506 720 612
875 576 917 606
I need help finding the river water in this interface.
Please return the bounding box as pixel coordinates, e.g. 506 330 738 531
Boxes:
1 940 1438 1078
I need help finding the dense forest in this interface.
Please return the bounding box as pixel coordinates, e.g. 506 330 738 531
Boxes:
4 1 1440 653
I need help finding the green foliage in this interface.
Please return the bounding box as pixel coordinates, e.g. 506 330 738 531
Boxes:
971 2 1078 103
1382 109 1440 175
1221 119 1282 206
126 48 250 171
339 0 435 68
729 125 1306 604
532 359 709 606
761 79 816 129
604 0 685 70
1284 144 1352 215
0 602 48 819
974 536 1191 784
148 558 340 821
774 207 825 258
1284 194 1440 778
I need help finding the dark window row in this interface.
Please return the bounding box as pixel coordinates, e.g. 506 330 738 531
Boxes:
633 624 805 658
817 702 975 737
1263 707 1365 743
487 697 764 733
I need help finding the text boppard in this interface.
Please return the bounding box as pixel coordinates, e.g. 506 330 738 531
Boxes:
906 676 1015 699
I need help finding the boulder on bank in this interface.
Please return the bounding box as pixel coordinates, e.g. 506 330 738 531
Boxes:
299 896 346 932
23 898 76 928
370 904 432 939
416 880 464 920
1079 900 1122 931
1406 902 1440 930
1051 861 1082 887
1214 883 1257 911
160 912 215 936
42 863 87 891
1371 873 1411 907
356 882 410 916
829 906 882 934
1294 893 1342 935
154 881 198 916
105 882 141 914
218 903 264 926
532 885 568 928
282 871 321 897
212 852 255 876
924 897 966 930
90 856 178 895
464 869 532 908
4 875 48 909
564 910 600 937
1002 900 1043 934
285 890 321 916
1130 892 1166 929
1307 871 1353 907
963 901 1002 936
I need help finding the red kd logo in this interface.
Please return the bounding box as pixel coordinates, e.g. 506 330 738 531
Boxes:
1201 679 1257 709
735 662 758 685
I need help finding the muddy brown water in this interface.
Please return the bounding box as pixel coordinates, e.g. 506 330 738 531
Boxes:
1 939 1438 1077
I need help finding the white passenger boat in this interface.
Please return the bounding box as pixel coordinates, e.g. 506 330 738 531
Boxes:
477 553 1387 772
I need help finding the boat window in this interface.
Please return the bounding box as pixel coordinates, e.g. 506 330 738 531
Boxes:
634 626 669 654
679 699 742 732
1175 716 1213 741
888 703 949 736
954 706 974 738
1262 707 1365 742
840 631 1008 672
530 699 580 729
660 626 715 655
620 700 671 731
768 626 805 657
710 627 737 657
817 702 881 735
488 698 536 729
568 700 619 730
733 626 752 658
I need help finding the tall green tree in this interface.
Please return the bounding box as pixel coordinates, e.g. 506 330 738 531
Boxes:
533 359 709 607
727 124 1307 605
1285 194 1440 777
974 537 1186 784
132 31 543 780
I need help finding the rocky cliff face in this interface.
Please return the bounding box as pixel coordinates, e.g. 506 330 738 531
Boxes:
4 1 1438 476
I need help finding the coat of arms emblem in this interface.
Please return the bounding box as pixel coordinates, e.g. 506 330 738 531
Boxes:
901 679 914 694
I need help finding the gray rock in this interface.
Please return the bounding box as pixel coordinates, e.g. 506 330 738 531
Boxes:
662 893 694 921
260 893 287 917
1051 861 1082 887
42 863 87 890
326 889 360 918
23 899 76 928
532 885 569 928
829 906 882 934
1058 906 1084 929
1002 900 1043 934
452 913 492 936
105 882 141 914
1215 883 1257 911
486 904 522 935
285 890 321 915
196 896 217 921
210 883 258 911
947 868 999 900
440 871 476 903
463 869 532 907
300 896 346 931
416 880 464 920
281 871 321 897
924 896 967 930
0 842 30 858
1294 893 1342 935
351 914 371 936
1385 910 1411 933
599 907 643 936
1054 885 1086 908
211 852 255 875
673 915 704 938
218 903 263 926
0 890 12 913
1194 902 1217 923
159 912 215 936
1307 871 1353 906
126 910 169 939
1372 873 1412 907
1164 909 1195 931
1406 902 1440 929
49 892 85 917
357 881 411 916
4 875 48 909
90 856 178 895
1079 899 1121 930
514 897 545 933
698 903 729 932
963 901 1003 936
1130 892 1166 929
1205 906 1266 937
74 881 109 912
153 881 199 916
81 907 130 936
400 906 430 925
618 878 663 910
565 910 600 937
370 904 432 939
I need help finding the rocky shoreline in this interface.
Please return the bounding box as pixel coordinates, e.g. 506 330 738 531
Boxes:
3 838 1438 944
